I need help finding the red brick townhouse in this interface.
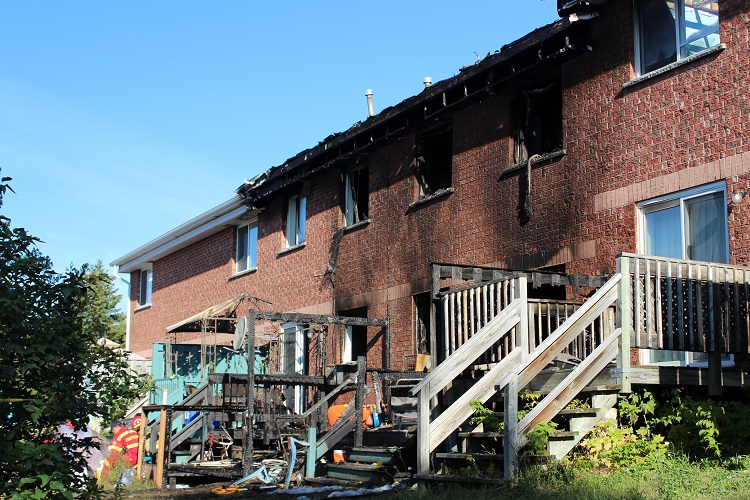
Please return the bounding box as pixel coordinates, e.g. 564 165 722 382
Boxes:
113 0 750 384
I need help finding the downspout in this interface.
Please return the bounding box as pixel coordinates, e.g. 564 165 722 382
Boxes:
113 265 131 352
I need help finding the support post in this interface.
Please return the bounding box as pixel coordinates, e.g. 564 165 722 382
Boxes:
154 408 167 488
616 255 632 393
417 381 430 475
503 376 519 480
354 356 366 447
136 413 146 481
244 311 256 475
305 426 317 478
517 275 529 359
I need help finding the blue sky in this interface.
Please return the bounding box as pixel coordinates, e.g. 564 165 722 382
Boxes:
0 1 558 305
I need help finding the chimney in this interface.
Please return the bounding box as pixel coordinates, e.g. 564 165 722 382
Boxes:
424 77 432 89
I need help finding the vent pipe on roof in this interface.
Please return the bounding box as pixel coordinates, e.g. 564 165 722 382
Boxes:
365 89 374 117
424 77 432 89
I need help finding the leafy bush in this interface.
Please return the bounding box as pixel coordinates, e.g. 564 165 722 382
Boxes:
0 173 148 498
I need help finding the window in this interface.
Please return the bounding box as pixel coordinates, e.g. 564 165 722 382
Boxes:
514 82 563 164
236 220 258 273
139 268 152 306
635 0 720 75
638 183 730 365
416 127 452 199
285 194 306 247
343 166 369 226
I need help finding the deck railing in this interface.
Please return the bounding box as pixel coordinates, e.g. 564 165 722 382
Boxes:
619 253 750 355
440 275 516 363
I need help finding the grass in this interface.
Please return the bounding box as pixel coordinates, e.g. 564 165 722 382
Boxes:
393 455 750 500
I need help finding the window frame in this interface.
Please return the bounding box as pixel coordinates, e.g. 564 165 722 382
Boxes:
637 182 732 367
285 194 306 248
415 127 453 200
139 268 152 307
634 0 720 77
513 82 564 165
343 166 369 227
235 219 258 273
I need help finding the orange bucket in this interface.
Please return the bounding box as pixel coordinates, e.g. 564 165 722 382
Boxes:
333 450 345 463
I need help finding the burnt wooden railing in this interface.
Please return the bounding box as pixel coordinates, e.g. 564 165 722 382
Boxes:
619 253 750 355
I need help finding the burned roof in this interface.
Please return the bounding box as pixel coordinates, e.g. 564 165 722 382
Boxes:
238 16 593 204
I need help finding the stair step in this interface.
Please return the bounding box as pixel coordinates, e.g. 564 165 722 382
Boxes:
434 452 504 461
457 432 503 439
347 447 399 465
326 462 387 482
413 474 506 485
548 431 580 441
558 408 599 417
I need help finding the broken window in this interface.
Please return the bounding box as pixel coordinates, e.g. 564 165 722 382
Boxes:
343 166 369 227
514 82 563 164
415 127 453 199
235 219 258 273
635 0 720 75
413 293 431 355
139 268 152 306
285 194 306 247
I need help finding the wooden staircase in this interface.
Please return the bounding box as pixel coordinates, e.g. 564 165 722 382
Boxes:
412 271 626 480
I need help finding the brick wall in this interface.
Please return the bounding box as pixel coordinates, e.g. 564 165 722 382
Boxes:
128 1 750 371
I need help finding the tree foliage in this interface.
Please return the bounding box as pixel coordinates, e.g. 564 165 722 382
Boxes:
0 173 148 498
82 260 126 346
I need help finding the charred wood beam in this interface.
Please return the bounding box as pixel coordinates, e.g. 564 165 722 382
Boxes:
251 311 387 328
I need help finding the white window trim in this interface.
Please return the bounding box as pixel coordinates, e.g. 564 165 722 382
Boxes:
633 0 721 78
281 323 305 413
637 181 733 367
235 219 258 274
285 195 306 248
139 267 153 307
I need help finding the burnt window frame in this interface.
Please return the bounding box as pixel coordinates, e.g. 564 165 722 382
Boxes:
513 81 563 165
342 165 369 227
415 125 453 201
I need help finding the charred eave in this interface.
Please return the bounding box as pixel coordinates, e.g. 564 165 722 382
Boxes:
239 18 594 206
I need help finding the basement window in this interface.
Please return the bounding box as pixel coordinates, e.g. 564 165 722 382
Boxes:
415 127 453 200
285 194 306 248
343 166 369 227
513 82 563 164
635 0 720 76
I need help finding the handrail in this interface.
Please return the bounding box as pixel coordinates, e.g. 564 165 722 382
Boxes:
411 298 522 399
515 273 621 390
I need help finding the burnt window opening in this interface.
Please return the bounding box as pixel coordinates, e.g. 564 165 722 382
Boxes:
342 166 369 227
416 127 453 199
339 307 368 362
513 82 563 164
413 293 431 355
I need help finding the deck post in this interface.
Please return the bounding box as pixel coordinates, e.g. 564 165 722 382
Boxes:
305 426 317 478
616 255 632 393
244 311 256 475
354 356 366 447
503 376 519 480
417 381 430 475
517 275 529 359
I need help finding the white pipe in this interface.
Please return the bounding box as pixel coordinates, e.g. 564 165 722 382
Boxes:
113 265 132 352
424 76 432 88
365 89 374 117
